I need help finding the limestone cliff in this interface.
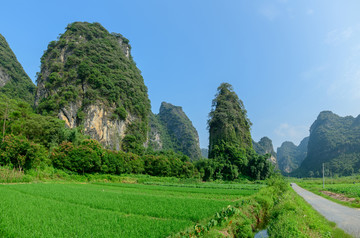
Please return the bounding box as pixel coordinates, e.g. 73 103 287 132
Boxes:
0 34 35 103
277 137 308 174
253 137 277 165
35 22 150 151
148 102 202 161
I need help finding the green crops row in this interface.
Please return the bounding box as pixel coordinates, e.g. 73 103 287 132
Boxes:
0 182 260 237
325 184 360 198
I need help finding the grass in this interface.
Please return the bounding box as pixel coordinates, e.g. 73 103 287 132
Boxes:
267 187 352 238
188 176 353 238
1 167 355 237
0 182 261 237
295 176 360 208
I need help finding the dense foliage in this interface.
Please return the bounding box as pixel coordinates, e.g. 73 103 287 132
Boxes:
205 83 273 181
51 139 196 178
0 34 35 103
208 83 252 157
0 134 48 171
0 93 86 148
0 93 195 178
196 141 273 181
277 137 308 174
35 22 151 150
292 111 360 177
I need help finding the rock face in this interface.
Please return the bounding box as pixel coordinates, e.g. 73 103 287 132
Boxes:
201 148 209 158
148 102 202 161
292 111 360 177
35 22 150 151
253 137 277 165
147 112 167 151
0 34 35 103
277 137 308 173
0 67 10 87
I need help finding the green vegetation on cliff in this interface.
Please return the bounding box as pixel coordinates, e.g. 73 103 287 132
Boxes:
277 137 308 174
208 83 252 157
35 22 150 152
0 93 85 149
0 93 195 180
200 83 273 181
148 102 202 161
157 102 201 160
292 111 360 177
0 34 35 103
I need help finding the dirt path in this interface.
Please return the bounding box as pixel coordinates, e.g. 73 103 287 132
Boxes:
291 183 360 238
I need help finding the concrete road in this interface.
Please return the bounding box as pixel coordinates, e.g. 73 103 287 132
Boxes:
291 183 360 238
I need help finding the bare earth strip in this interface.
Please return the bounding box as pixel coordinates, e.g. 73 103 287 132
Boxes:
291 183 360 238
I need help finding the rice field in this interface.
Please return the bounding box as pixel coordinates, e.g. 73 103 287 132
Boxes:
0 182 262 237
323 184 360 198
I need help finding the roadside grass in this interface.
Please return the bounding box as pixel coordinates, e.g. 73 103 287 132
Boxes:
0 182 260 237
0 165 259 185
175 176 353 238
268 187 352 238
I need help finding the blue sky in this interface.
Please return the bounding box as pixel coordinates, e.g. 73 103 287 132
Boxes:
1 0 360 150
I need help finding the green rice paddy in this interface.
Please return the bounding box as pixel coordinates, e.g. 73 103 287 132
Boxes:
0 182 262 237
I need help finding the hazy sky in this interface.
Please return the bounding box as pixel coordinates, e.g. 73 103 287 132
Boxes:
1 0 360 150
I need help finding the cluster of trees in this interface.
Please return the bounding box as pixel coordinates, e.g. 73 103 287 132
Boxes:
0 134 48 172
195 142 273 181
51 139 196 177
0 82 274 181
0 94 196 178
0 134 196 178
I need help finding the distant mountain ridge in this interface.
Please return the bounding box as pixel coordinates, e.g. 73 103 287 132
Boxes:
252 137 277 165
292 111 360 177
277 137 308 173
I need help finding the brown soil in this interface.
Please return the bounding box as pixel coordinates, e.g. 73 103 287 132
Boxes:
218 229 231 237
320 190 356 202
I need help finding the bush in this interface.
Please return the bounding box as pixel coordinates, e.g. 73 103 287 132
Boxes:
51 140 103 174
0 135 49 171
